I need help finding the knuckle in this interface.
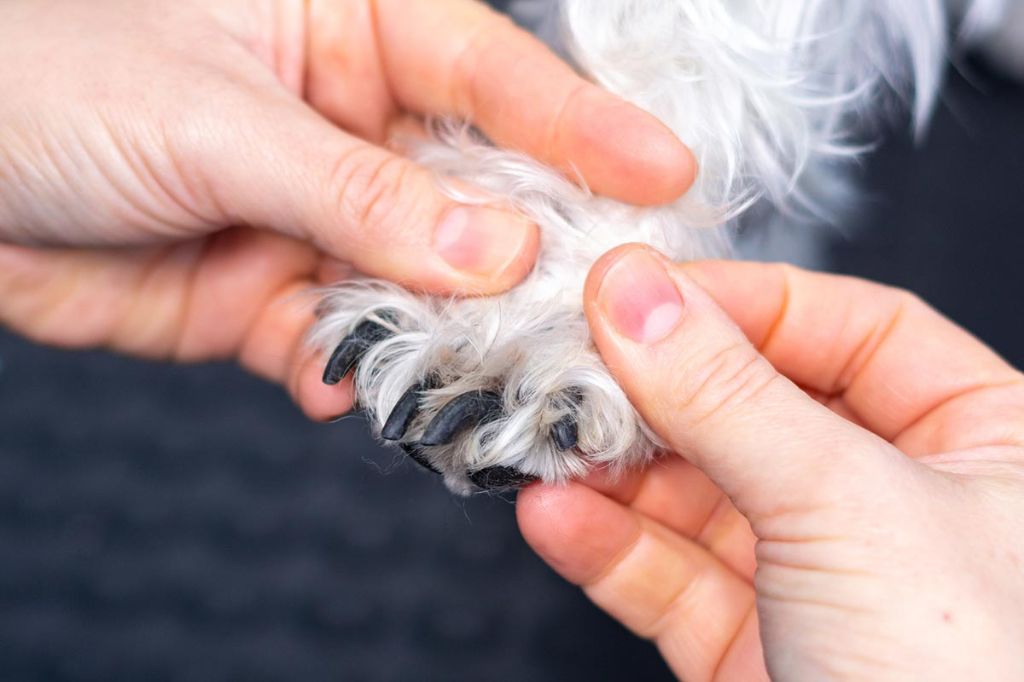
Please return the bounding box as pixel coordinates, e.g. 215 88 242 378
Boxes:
637 569 704 639
450 13 519 112
328 148 423 243
887 285 924 311
0 260 66 337
670 342 780 429
873 280 927 319
770 261 800 291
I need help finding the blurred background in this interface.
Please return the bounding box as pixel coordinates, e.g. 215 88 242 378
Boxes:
1 4 1022 681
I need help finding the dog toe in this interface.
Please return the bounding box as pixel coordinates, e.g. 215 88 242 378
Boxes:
322 317 393 385
419 390 503 447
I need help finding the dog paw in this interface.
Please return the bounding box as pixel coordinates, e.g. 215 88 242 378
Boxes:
310 281 654 495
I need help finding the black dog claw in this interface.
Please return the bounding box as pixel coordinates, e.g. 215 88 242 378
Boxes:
382 384 426 441
549 388 583 450
381 377 442 441
550 415 578 451
419 391 503 447
469 466 536 491
400 443 442 475
322 318 393 385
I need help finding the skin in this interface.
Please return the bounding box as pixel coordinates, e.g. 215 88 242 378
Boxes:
0 0 696 420
519 246 1024 680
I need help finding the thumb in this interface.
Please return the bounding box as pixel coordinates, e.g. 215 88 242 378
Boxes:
584 245 903 521
185 89 538 295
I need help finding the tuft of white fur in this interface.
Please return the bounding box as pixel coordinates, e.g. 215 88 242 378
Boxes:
312 0 951 494
954 0 1024 79
564 0 946 214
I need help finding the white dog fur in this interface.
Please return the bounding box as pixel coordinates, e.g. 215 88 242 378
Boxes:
311 0 996 494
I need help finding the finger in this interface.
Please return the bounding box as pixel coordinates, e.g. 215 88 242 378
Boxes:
0 240 227 356
237 271 358 421
168 230 319 361
583 245 903 520
585 460 757 580
0 235 357 421
315 258 355 286
236 280 316 385
352 0 694 205
288 346 356 422
517 483 768 682
304 0 397 144
0 231 315 357
682 260 1024 454
184 88 538 296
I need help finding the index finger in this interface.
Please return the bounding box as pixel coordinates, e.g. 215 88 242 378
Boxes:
517 482 768 682
372 0 696 205
683 260 1024 454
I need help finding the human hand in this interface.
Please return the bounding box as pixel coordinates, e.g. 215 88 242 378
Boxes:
0 0 694 418
518 246 1024 680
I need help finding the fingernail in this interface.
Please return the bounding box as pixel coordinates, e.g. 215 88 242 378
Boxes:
598 249 683 344
434 206 533 277
578 93 696 204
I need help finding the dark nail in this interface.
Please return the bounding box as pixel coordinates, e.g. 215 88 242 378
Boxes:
550 387 583 450
322 318 393 385
550 415 578 451
419 390 503 447
382 384 426 441
381 376 442 441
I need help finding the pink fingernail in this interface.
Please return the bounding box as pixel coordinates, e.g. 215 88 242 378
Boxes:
598 249 683 344
434 206 532 277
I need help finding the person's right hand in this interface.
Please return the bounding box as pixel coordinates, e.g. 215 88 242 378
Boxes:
519 248 1024 680
0 0 693 419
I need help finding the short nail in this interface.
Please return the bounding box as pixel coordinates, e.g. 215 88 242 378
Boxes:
598 249 683 344
434 206 532 277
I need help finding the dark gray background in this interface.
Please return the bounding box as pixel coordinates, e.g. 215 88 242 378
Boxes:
1 18 1022 682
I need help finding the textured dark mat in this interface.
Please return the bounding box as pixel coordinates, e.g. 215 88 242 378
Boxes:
828 62 1024 372
1 43 1023 682
0 340 669 682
